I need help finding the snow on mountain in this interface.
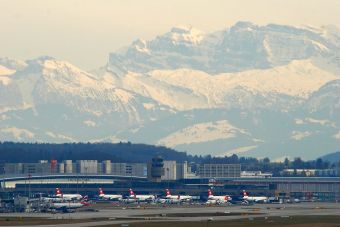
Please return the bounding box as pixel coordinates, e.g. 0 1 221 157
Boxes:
0 65 16 76
0 22 339 159
16 58 154 123
164 25 205 45
221 145 258 157
0 57 27 71
149 59 336 99
157 120 248 147
0 59 18 85
334 131 340 140
45 131 75 142
108 22 339 75
295 118 336 127
291 131 314 140
100 59 337 112
305 79 340 114
0 57 176 143
0 127 35 140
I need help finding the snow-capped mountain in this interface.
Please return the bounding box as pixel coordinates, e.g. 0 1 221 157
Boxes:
108 22 339 75
0 22 339 159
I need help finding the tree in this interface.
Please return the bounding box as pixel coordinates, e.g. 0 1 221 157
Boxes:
263 157 270 164
292 157 303 169
316 158 323 169
284 158 290 168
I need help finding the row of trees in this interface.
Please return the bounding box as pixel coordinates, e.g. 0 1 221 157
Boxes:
0 141 188 163
188 154 336 176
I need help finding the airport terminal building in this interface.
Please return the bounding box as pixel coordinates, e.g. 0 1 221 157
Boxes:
1 159 340 202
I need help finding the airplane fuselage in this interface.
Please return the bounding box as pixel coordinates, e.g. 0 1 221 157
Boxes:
243 196 268 202
56 194 82 200
50 202 85 209
99 194 122 200
129 195 155 201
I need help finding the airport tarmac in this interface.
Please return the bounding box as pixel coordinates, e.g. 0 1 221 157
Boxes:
1 202 340 226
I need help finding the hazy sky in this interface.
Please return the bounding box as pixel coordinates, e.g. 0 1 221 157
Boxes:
1 0 339 69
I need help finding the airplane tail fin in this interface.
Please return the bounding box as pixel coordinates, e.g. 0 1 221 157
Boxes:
99 188 104 196
55 188 62 196
165 189 171 196
81 201 89 206
208 189 213 197
242 190 249 197
129 188 134 196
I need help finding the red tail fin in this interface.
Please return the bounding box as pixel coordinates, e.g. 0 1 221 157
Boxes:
55 188 62 195
99 188 104 196
208 189 213 196
129 188 134 196
165 189 171 196
225 195 231 201
243 190 248 196
81 201 89 206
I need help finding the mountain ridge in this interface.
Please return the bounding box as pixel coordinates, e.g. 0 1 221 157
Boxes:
0 21 339 159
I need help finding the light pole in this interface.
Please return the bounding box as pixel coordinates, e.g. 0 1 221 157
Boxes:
85 167 88 196
28 174 31 213
166 168 170 189
28 174 31 199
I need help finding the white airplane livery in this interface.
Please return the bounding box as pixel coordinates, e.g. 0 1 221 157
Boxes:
242 190 268 203
165 189 192 202
55 188 83 201
98 188 122 200
51 201 88 209
206 189 231 204
128 189 155 202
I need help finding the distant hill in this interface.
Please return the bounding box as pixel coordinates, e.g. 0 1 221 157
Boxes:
321 151 340 163
0 142 188 163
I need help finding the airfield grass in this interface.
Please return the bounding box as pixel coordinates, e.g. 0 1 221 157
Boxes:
0 216 108 226
1 215 340 226
108 216 340 227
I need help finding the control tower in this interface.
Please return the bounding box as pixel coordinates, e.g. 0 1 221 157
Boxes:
147 156 164 182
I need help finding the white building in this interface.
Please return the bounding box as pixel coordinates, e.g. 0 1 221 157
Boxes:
197 164 241 178
161 161 193 180
76 160 98 174
162 161 177 180
241 171 272 178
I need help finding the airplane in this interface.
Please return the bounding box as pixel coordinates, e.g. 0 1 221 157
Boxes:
128 188 155 202
165 189 192 202
206 189 232 204
242 190 268 203
49 201 89 213
41 196 64 202
55 188 83 201
98 188 122 201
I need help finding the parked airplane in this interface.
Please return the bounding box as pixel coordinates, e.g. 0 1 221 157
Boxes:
242 190 268 203
98 188 122 200
206 189 231 204
41 196 64 202
50 201 89 213
128 188 155 202
55 188 83 201
165 189 192 202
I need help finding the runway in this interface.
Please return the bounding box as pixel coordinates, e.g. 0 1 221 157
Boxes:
1 202 340 226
